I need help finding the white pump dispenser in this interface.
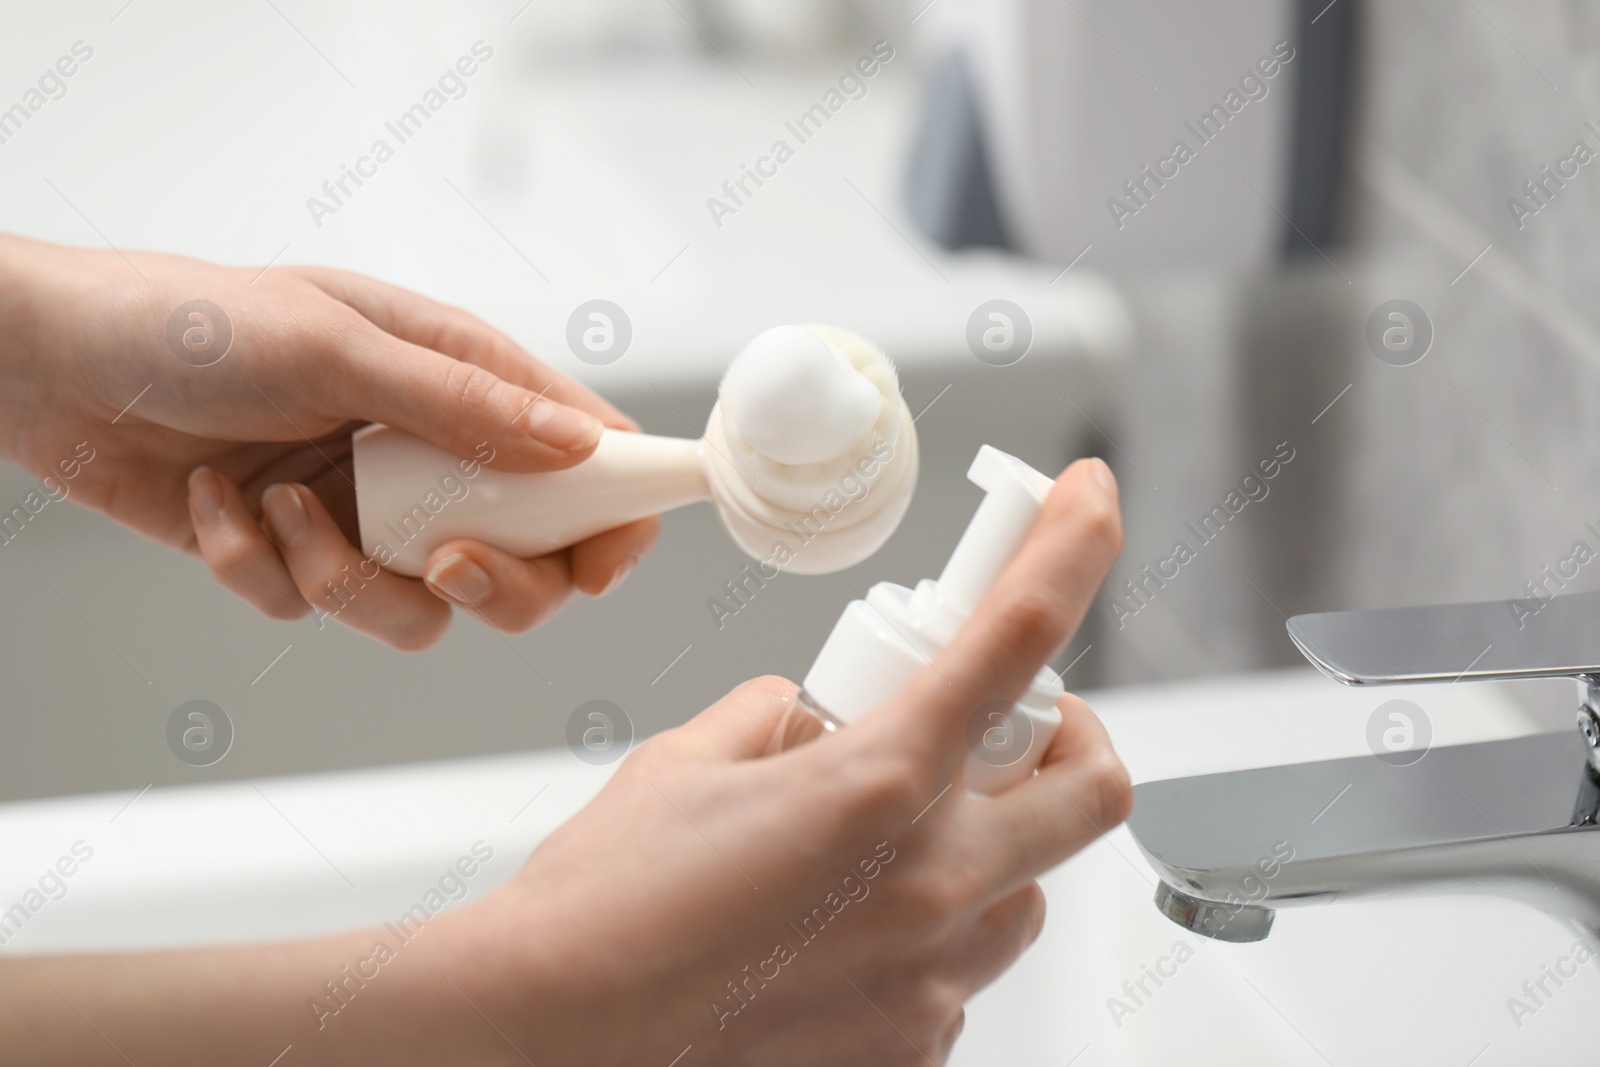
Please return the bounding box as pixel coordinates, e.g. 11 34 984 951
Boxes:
800 446 1064 794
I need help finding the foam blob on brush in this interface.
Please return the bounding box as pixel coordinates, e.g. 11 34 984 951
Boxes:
706 323 919 574
722 325 883 464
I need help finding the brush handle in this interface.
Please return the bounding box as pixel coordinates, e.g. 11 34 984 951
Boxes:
352 425 710 577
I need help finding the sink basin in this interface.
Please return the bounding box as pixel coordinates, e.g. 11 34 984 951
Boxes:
954 668 1592 1066
2 668 1587 1063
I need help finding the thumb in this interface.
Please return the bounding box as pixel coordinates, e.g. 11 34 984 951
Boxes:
668 676 821 761
339 326 605 470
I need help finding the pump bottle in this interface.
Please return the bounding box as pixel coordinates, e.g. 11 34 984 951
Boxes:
798 446 1066 794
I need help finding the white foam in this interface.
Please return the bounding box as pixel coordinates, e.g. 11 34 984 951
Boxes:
720 325 883 465
709 324 916 573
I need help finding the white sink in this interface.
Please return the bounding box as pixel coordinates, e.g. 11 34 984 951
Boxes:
956 669 1592 1067
3 668 1587 1064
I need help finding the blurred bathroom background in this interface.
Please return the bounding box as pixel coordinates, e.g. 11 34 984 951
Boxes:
0 0 1593 800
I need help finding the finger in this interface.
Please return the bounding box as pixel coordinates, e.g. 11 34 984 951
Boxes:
187 467 308 621
421 539 575 633
295 267 637 429
667 675 803 761
568 517 660 597
324 321 607 473
940 882 1048 996
869 458 1121 767
261 483 452 650
966 693 1133 896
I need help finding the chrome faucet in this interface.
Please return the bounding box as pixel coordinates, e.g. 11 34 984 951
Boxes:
1126 590 1600 943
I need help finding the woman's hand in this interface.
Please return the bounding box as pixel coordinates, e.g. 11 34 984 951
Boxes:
468 458 1127 1065
0 457 1124 1067
0 234 657 650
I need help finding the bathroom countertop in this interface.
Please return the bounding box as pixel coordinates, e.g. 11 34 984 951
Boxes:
3 667 1584 1063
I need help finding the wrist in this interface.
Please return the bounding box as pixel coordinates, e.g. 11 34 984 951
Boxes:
281 896 551 1066
0 910 528 1066
443 884 718 1065
0 234 45 465
0 235 140 480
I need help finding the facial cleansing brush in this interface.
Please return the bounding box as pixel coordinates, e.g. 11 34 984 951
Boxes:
351 324 919 578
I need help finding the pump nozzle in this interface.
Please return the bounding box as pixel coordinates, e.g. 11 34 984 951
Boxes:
937 446 1055 614
799 446 1067 794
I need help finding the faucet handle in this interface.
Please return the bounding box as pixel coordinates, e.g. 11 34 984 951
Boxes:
1286 590 1600 686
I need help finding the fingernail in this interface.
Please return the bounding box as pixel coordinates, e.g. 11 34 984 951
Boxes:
601 554 639 597
262 484 308 546
526 401 603 452
427 553 494 605
188 467 223 521
1089 458 1118 498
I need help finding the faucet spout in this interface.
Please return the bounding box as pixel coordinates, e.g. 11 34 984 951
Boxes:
1129 730 1600 941
1153 881 1275 942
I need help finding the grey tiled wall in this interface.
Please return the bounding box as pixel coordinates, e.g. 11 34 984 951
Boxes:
1098 0 1600 685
